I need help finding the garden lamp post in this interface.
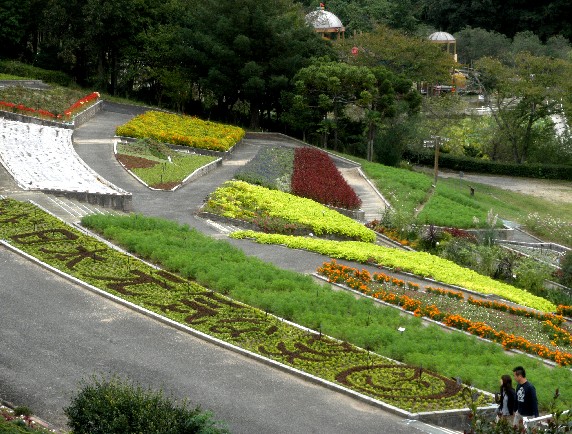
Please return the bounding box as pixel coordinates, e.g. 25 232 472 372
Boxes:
433 135 440 186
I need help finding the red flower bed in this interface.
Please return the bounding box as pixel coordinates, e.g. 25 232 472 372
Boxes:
291 147 361 210
62 91 100 119
0 91 99 121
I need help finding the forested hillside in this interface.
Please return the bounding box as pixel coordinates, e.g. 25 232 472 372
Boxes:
1 0 571 168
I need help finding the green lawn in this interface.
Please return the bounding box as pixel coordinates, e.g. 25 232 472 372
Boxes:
342 156 572 245
116 140 217 189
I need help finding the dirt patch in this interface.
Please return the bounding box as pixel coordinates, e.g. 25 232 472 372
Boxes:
116 154 157 169
151 181 179 190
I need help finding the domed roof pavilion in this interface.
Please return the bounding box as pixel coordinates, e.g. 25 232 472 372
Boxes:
428 31 457 62
305 5 345 40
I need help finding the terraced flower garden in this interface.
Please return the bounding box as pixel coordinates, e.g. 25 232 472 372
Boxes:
0 198 493 413
115 139 217 190
0 85 99 121
115 111 245 152
229 230 555 312
72 212 571 410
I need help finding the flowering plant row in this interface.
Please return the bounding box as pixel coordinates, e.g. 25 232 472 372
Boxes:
466 297 564 325
0 198 485 412
426 286 465 300
234 146 294 191
62 91 100 118
229 231 556 312
291 147 361 210
116 111 245 152
317 260 572 366
0 91 99 120
205 180 375 242
557 305 572 317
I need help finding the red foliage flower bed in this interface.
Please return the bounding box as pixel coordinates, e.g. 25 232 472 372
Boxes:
291 147 361 210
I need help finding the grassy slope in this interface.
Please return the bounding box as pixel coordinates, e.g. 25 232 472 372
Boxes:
342 155 572 244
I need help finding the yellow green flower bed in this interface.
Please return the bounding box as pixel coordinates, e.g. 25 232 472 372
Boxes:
205 180 376 242
229 231 556 312
116 111 245 152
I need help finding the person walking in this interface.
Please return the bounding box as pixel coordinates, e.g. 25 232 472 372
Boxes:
513 366 539 427
496 374 516 422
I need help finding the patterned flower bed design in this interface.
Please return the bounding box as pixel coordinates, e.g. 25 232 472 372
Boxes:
234 146 362 210
115 111 245 152
317 260 572 366
0 198 490 412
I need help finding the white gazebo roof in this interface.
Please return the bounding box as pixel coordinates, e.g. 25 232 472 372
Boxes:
305 8 344 31
428 31 456 43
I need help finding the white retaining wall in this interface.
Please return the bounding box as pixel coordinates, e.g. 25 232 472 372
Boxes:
0 118 127 196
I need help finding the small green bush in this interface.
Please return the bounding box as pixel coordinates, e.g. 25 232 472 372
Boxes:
64 376 227 434
559 251 572 288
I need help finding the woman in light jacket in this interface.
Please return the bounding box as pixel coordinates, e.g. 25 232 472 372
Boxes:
496 374 516 422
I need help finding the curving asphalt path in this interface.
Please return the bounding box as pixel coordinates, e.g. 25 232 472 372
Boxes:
1 103 458 433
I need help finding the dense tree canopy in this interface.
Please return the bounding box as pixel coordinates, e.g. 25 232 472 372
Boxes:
0 0 570 166
417 0 571 42
338 25 455 85
475 53 572 163
186 0 332 128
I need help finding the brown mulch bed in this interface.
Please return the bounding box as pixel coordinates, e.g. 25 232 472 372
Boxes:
151 181 179 190
116 154 157 169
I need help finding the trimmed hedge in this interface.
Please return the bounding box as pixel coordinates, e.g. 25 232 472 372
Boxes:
0 61 74 87
403 149 572 181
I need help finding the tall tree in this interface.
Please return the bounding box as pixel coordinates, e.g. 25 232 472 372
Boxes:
0 0 46 60
475 52 572 163
288 59 377 149
41 0 157 92
188 0 331 128
339 25 455 86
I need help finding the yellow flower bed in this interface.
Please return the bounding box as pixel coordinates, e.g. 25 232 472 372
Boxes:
116 111 245 152
230 231 557 312
206 181 376 243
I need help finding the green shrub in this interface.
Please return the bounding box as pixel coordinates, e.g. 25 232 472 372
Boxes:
403 149 572 181
560 251 572 288
64 376 227 434
0 61 74 86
